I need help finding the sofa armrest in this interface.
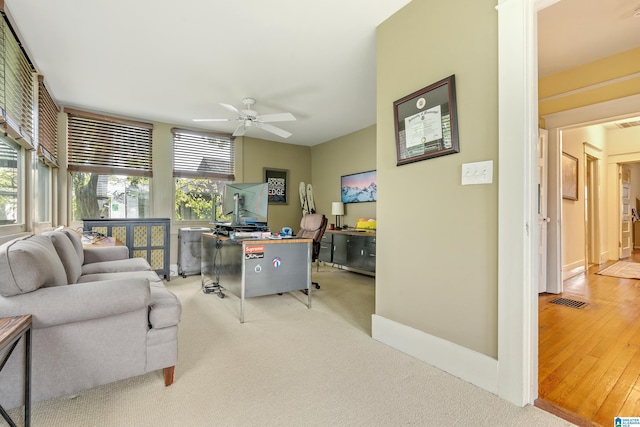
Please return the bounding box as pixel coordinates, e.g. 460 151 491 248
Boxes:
0 278 150 329
83 246 130 264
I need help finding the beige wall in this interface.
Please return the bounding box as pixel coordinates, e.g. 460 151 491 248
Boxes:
375 0 499 357
560 126 606 272
241 137 311 233
311 126 376 228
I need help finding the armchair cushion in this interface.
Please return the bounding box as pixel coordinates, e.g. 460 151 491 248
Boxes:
61 228 84 264
44 231 83 284
0 235 68 297
77 270 161 284
81 257 151 276
0 278 151 329
83 246 129 264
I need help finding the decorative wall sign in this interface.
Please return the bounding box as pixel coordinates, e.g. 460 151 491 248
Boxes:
341 170 377 203
393 75 459 166
263 168 289 204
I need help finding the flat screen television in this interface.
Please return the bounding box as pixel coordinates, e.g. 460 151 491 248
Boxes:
221 182 268 227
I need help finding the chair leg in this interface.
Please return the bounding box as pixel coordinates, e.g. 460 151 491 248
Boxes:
163 366 175 386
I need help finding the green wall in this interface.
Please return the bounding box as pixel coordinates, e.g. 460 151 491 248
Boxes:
311 126 376 228
375 0 499 357
241 137 311 233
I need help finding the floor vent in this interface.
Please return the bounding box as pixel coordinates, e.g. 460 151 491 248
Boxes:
549 297 587 309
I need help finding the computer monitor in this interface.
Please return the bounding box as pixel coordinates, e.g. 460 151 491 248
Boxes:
221 182 268 227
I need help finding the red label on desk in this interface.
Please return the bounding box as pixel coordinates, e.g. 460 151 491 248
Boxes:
245 245 264 259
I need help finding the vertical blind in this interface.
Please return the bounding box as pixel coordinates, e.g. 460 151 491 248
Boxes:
171 128 235 181
0 11 35 148
67 109 153 177
37 76 58 166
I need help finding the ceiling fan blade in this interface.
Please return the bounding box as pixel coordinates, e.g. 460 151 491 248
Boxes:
232 124 246 137
255 122 292 139
220 103 242 115
259 112 296 123
192 118 232 122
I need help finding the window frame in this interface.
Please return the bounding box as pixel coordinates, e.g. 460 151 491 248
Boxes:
171 128 235 224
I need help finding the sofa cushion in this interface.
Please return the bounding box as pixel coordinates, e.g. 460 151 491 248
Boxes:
0 235 68 296
77 270 162 284
43 231 83 284
61 228 85 265
81 257 151 276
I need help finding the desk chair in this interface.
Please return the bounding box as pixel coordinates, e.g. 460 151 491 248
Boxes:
296 213 327 290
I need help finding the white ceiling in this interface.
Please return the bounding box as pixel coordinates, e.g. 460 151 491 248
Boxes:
3 1 638 147
4 0 412 146
538 0 640 77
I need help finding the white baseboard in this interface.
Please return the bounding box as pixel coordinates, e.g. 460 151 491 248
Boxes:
371 314 498 395
562 264 584 281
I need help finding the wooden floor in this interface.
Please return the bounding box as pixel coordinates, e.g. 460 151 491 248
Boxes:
538 251 640 426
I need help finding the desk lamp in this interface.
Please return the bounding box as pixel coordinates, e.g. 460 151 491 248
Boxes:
331 202 344 229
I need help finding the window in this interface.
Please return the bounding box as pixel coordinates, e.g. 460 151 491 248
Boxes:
67 109 152 221
0 137 21 225
172 128 235 222
36 159 51 223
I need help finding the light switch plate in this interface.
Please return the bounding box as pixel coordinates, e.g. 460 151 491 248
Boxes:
461 161 493 185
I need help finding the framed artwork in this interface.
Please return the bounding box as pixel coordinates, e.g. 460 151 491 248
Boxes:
561 152 578 201
341 170 377 204
263 168 288 204
393 74 459 166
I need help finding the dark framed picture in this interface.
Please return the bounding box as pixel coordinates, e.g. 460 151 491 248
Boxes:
264 168 289 204
393 74 459 166
341 170 377 204
561 153 578 201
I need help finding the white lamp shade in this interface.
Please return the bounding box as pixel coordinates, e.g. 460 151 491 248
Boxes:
331 202 345 216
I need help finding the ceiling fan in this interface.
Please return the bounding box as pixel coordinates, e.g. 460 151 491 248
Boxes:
193 97 296 138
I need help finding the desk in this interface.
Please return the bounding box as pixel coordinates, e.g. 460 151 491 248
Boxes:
0 315 31 427
201 234 312 322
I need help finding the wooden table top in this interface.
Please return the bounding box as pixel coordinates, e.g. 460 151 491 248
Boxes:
0 315 32 348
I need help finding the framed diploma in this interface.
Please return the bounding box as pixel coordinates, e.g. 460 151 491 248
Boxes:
393 75 459 166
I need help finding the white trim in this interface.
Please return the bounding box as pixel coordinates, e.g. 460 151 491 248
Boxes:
543 94 640 129
539 72 640 103
496 0 538 406
372 315 498 393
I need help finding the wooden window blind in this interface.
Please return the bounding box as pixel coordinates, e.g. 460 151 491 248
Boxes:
37 76 58 167
171 128 235 181
0 10 35 148
67 109 153 177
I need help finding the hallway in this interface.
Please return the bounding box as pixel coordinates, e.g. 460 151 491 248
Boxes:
538 252 640 426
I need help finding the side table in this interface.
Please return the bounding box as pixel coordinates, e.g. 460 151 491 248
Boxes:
0 315 32 427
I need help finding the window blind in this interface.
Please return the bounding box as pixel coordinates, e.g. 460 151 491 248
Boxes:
37 76 58 167
67 109 153 177
172 128 235 181
0 11 35 149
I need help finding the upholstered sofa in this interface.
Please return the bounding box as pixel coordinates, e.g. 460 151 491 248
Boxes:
0 229 181 410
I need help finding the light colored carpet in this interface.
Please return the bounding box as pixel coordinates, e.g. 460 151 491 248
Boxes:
596 260 640 279
7 266 573 426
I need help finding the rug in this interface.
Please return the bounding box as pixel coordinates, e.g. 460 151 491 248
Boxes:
596 261 640 279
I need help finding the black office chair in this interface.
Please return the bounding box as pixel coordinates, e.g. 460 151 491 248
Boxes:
296 213 328 290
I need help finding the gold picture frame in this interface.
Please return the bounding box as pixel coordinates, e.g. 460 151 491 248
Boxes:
561 152 578 201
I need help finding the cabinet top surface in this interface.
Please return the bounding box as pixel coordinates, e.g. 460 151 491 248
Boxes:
83 218 170 222
326 229 376 237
